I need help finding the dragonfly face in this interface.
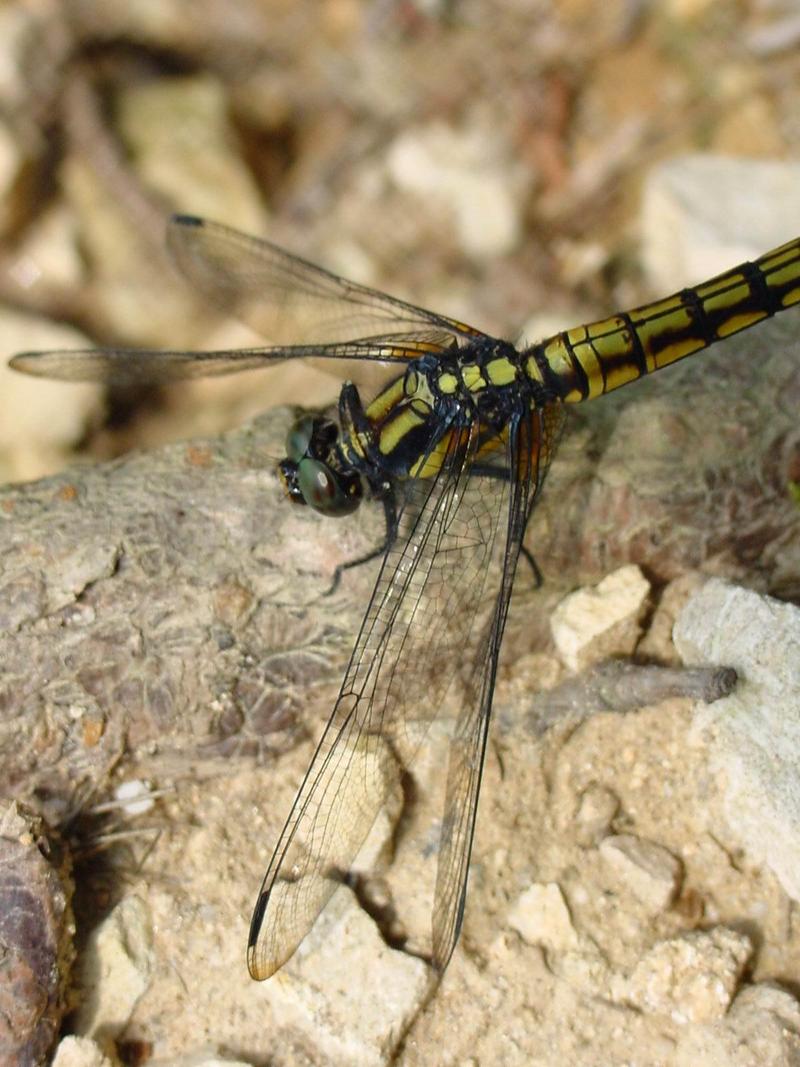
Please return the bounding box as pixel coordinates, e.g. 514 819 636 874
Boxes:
279 414 363 516
9 214 799 983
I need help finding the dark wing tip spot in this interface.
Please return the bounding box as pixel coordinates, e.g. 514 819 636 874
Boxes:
248 891 269 947
171 213 204 228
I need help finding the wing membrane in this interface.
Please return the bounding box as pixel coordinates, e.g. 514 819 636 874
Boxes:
168 215 485 347
9 340 441 384
11 216 485 384
247 417 513 979
431 405 565 969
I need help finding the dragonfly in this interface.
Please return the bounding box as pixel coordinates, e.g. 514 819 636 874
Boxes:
11 215 800 979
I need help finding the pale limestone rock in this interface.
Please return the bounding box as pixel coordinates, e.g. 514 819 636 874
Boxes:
617 927 752 1023
73 895 155 1040
674 983 800 1066
507 882 579 953
0 309 101 482
385 118 529 258
11 204 85 290
113 779 156 817
52 1037 115 1067
61 76 265 349
574 783 619 846
506 883 615 998
641 156 800 294
116 76 265 233
674 580 800 902
599 833 683 911
0 118 18 213
151 1055 256 1067
0 6 30 106
550 565 651 672
549 944 614 994
264 890 429 1067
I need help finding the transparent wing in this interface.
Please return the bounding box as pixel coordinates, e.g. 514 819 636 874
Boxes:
247 416 516 979
167 214 486 347
8 339 443 384
10 216 487 386
430 404 565 970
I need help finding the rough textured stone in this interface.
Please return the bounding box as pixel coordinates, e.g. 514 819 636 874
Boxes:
52 1036 116 1067
385 118 530 259
617 927 753 1022
550 564 650 672
674 983 800 1066
641 156 800 294
73 896 155 1040
507 882 579 952
599 833 683 911
674 579 800 902
574 783 619 846
0 310 100 482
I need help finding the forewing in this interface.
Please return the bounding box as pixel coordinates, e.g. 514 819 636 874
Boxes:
168 215 485 347
8 339 436 384
10 216 485 385
247 417 513 979
431 404 565 970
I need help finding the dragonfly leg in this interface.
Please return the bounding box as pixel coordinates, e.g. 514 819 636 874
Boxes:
519 544 544 589
323 485 399 597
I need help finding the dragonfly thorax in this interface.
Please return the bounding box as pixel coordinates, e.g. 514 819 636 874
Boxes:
423 337 537 432
424 338 516 405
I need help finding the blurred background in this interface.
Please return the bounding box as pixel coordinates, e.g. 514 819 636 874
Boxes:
1 0 799 482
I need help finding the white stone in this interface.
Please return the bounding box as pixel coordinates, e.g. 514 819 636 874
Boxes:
550 565 651 672
116 76 265 233
386 120 529 258
641 156 800 294
674 579 800 902
114 779 156 816
263 890 430 1067
150 1056 256 1067
52 1037 115 1067
574 783 619 846
0 119 18 206
14 205 85 289
599 833 683 911
73 895 155 1040
0 309 101 482
0 5 32 106
507 882 579 953
674 982 800 1066
618 927 752 1022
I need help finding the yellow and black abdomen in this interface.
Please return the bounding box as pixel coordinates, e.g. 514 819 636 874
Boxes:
526 236 800 404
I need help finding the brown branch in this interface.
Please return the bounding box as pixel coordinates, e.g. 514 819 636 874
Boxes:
527 660 737 738
0 411 381 824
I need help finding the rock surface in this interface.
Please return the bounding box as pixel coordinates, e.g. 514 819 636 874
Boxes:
674 579 800 903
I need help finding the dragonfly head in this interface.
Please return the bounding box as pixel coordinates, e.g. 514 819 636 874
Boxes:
279 415 362 516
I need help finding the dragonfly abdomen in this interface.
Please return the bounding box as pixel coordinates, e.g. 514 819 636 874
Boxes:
525 236 800 404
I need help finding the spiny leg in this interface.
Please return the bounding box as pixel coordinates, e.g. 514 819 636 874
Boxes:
323 487 399 597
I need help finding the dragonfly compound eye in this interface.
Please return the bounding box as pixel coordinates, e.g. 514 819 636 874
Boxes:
285 416 317 464
297 459 361 516
286 414 341 465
